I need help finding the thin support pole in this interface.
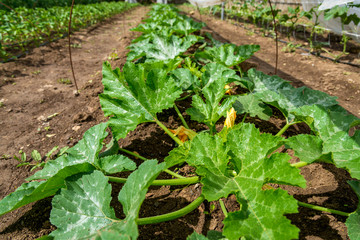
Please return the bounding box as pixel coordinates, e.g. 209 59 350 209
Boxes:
221 2 225 20
68 0 79 93
267 0 278 75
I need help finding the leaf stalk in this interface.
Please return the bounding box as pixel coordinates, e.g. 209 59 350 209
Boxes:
155 118 184 146
118 148 185 179
136 194 205 225
108 176 199 186
275 121 301 136
174 103 190 129
298 201 350 217
291 161 308 168
219 199 228 218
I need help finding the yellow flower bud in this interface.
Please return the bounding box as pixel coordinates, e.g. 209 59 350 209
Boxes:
224 107 236 128
224 84 232 95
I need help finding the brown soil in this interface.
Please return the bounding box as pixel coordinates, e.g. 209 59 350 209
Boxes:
0 5 359 240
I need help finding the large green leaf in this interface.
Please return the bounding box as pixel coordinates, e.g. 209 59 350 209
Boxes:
100 61 182 139
289 105 360 178
118 160 165 221
50 171 117 239
147 35 199 61
195 44 260 67
186 74 237 129
0 162 95 217
246 69 338 121
172 17 205 36
346 180 360 240
186 124 305 240
245 68 291 93
127 35 198 62
323 131 360 179
88 161 164 239
185 63 240 128
201 63 240 88
233 94 272 120
293 105 360 141
99 155 136 174
126 38 151 61
89 221 138 240
0 123 111 216
131 22 162 34
171 68 200 91
286 134 331 164
223 190 299 240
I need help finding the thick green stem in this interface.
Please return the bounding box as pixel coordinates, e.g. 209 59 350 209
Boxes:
342 34 349 55
174 103 190 129
275 121 301 137
118 148 185 179
275 123 291 137
291 161 308 168
108 176 199 186
209 124 217 135
219 199 228 218
119 148 147 161
298 201 350 217
176 94 192 102
241 113 248 124
137 195 205 225
155 118 183 146
236 65 243 78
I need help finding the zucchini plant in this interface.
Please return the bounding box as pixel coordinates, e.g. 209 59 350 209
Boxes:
0 4 359 240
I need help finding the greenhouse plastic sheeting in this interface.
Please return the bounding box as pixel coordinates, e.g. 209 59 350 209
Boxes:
302 0 360 42
318 0 360 10
188 0 225 8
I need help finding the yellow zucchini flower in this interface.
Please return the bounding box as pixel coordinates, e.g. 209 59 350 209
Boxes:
170 126 197 142
224 107 236 128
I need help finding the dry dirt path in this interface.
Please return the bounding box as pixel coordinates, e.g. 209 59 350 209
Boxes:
0 6 147 239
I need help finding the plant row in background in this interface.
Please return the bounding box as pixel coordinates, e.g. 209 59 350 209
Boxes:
0 1 138 61
200 0 360 61
0 0 123 11
0 4 359 240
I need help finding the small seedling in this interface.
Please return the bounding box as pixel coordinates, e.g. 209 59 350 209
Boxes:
282 42 302 53
32 70 41 75
246 31 255 36
14 150 44 171
14 146 68 171
70 43 82 48
1 154 10 160
58 78 72 85
108 52 119 60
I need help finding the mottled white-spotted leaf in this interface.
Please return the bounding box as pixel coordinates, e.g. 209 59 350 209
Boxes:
290 105 360 178
195 44 260 67
50 171 117 239
186 124 305 240
0 123 109 216
100 61 182 139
